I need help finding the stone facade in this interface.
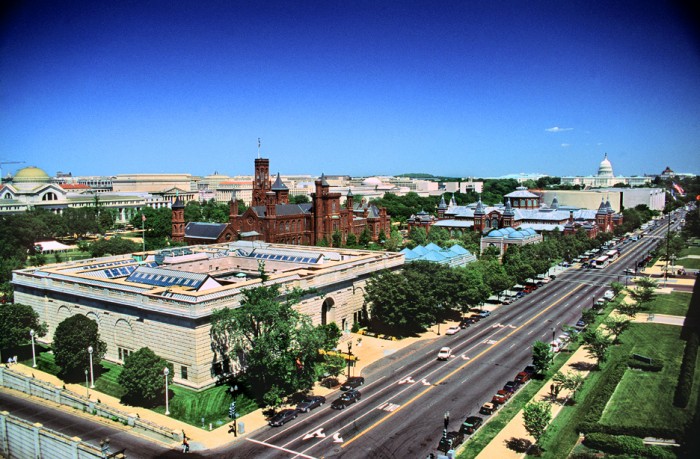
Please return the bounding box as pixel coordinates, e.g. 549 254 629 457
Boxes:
12 242 404 390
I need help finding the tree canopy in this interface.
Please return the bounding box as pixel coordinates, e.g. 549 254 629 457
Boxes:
0 303 47 353
118 347 173 406
52 315 107 381
211 283 341 407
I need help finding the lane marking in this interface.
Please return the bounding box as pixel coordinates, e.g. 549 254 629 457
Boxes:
303 428 326 440
341 283 586 450
246 438 317 458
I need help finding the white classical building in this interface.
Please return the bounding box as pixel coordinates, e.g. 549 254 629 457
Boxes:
12 241 404 389
561 154 651 188
0 166 171 222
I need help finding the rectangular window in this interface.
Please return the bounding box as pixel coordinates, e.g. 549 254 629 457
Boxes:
181 366 188 380
118 347 132 362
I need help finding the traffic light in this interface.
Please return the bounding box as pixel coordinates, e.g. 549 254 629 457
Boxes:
229 401 236 418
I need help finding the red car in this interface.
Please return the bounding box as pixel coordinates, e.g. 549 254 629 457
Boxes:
492 392 507 405
514 371 530 384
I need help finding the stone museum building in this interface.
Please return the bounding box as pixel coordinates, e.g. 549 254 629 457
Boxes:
12 241 404 389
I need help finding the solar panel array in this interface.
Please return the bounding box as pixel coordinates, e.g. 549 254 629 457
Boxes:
126 267 207 289
83 259 134 270
104 265 137 278
235 250 316 264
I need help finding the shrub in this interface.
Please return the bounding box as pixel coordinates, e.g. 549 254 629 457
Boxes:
627 357 664 372
673 332 698 408
583 432 675 458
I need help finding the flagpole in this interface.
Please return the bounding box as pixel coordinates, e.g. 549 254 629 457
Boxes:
142 213 146 255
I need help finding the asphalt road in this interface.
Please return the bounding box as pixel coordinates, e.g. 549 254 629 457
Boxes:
208 215 682 458
1 211 685 459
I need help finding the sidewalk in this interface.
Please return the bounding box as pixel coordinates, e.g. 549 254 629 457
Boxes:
3 325 452 452
475 345 597 458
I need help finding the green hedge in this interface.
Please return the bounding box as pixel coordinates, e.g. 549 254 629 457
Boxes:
627 357 664 372
578 362 684 439
583 432 675 459
674 332 699 408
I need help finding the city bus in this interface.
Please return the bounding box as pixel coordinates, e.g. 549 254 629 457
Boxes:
605 249 619 260
592 256 610 269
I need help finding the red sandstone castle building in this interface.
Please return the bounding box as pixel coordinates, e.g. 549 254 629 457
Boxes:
172 158 391 246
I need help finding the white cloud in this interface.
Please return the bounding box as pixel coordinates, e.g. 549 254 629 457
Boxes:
545 126 573 133
561 143 571 147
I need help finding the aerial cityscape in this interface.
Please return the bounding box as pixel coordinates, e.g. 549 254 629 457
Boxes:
1 1 700 459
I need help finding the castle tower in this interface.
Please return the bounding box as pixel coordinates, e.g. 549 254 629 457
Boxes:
501 198 515 228
271 172 289 205
252 158 270 206
473 198 486 233
437 195 447 219
171 197 185 242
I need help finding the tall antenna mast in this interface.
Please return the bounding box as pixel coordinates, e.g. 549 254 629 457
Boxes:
257 138 261 159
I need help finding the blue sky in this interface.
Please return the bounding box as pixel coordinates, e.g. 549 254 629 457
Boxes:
2 0 699 178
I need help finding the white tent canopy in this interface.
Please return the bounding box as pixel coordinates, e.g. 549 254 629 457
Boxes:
35 240 73 253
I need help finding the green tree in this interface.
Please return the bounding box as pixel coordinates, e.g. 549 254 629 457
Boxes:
480 245 501 261
0 303 47 355
582 329 613 367
87 236 140 257
552 370 585 402
290 194 310 204
603 316 630 343
408 226 427 246
118 347 173 406
332 230 342 248
522 400 551 446
210 284 335 406
358 227 372 247
427 227 449 246
384 227 404 252
63 207 100 238
345 233 358 248
625 277 658 317
610 281 625 296
53 315 107 380
532 340 553 375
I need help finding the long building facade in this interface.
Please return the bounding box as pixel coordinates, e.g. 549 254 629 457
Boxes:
12 241 404 390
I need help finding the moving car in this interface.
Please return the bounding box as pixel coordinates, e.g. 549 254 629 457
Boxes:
461 416 483 434
479 402 497 415
296 395 326 413
438 431 464 453
445 325 460 335
269 409 298 427
331 389 361 409
624 268 635 275
340 376 365 391
437 347 451 360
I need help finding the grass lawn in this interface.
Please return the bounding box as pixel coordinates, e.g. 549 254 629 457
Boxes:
679 246 700 257
647 291 693 316
599 324 696 430
26 350 258 428
678 258 700 270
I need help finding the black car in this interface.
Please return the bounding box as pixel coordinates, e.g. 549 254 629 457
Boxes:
459 318 471 329
331 389 361 409
268 409 298 427
296 395 326 413
503 380 519 393
438 431 465 453
523 364 536 375
461 416 483 435
340 376 365 391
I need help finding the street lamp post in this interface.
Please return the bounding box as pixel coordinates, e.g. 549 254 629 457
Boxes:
30 329 37 368
88 346 95 388
347 341 353 378
164 367 170 415
85 369 89 398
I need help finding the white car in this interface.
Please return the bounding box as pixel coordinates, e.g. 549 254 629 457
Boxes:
437 347 451 360
445 326 460 335
603 290 615 300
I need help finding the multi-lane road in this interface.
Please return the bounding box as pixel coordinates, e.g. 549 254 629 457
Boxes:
0 212 686 459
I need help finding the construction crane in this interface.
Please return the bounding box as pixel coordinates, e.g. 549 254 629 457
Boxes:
0 160 25 183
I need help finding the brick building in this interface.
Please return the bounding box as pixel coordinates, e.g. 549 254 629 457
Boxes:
178 157 391 247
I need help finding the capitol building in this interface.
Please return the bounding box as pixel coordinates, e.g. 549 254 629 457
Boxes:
560 154 650 188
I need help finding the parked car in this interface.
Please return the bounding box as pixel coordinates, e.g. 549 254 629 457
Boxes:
515 291 526 299
340 376 365 391
576 319 586 328
445 325 461 335
491 391 508 405
603 289 615 300
438 431 464 453
331 389 361 409
296 395 326 413
461 416 484 434
269 409 298 427
523 365 536 375
515 371 530 384
479 402 498 415
478 310 491 318
437 347 451 360
503 380 519 393
459 319 471 329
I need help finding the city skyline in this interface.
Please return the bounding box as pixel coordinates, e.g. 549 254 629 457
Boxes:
2 1 699 178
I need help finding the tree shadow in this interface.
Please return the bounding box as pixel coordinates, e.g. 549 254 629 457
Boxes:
569 361 597 371
505 437 532 453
